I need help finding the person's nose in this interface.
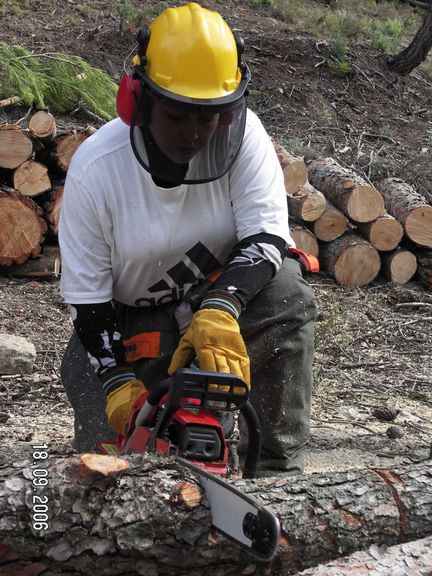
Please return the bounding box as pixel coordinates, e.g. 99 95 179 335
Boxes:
180 118 200 143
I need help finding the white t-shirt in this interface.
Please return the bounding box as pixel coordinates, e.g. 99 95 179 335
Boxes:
59 109 291 307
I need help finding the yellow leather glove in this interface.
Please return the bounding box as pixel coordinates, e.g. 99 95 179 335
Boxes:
168 309 250 389
105 379 147 435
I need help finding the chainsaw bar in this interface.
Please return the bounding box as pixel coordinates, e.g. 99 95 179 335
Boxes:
177 457 280 561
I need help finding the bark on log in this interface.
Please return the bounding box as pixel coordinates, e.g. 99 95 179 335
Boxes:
293 535 432 575
319 230 381 286
0 454 431 576
381 248 417 285
287 182 327 222
274 143 309 195
377 177 432 249
0 124 34 169
28 111 57 143
309 200 348 242
357 212 404 252
12 159 52 197
308 157 385 223
0 187 47 265
290 222 320 258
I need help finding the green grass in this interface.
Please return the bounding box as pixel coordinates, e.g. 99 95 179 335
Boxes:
249 0 424 55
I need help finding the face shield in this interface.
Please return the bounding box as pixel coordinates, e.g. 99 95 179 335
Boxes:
128 66 250 186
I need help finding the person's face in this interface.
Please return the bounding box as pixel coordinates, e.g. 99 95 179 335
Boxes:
149 100 220 164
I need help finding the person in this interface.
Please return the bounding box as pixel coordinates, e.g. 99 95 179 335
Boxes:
58 2 317 477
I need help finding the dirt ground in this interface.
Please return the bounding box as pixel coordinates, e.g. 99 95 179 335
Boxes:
0 0 431 474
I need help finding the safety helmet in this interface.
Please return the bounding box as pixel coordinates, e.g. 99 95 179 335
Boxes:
117 3 251 185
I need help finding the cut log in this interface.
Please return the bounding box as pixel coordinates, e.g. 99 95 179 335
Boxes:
357 212 404 252
0 187 47 266
290 222 320 258
274 142 309 195
309 200 348 242
43 184 64 234
0 251 60 278
381 248 417 285
12 159 52 197
0 454 431 575
292 536 432 575
53 127 95 172
28 110 57 143
287 182 327 222
308 157 385 223
377 177 432 249
0 124 33 169
319 230 381 286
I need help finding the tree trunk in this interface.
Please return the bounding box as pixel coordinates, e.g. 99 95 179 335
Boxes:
28 111 57 143
274 143 309 195
386 0 432 75
0 454 431 576
357 212 404 252
12 159 52 197
309 200 348 242
290 221 320 258
292 535 432 576
308 157 385 223
377 178 432 249
0 124 34 169
0 187 47 265
381 248 417 285
287 182 327 222
319 230 381 286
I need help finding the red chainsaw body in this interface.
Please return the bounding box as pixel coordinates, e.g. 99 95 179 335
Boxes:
112 390 229 477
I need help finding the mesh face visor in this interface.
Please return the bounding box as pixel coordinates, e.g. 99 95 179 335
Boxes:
130 98 247 185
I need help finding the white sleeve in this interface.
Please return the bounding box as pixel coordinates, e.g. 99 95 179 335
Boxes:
59 174 113 304
228 111 292 244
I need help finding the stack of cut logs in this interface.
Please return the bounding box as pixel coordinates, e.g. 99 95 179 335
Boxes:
0 111 95 277
0 111 431 288
275 143 432 287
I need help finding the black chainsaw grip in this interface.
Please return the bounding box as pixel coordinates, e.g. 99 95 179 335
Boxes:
240 400 262 479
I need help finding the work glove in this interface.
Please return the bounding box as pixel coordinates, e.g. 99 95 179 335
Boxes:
169 309 250 389
105 379 147 435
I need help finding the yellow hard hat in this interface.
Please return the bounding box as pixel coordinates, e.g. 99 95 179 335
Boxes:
134 3 250 110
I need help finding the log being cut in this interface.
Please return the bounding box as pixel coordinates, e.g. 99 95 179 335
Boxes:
377 177 432 249
0 453 431 575
308 157 385 223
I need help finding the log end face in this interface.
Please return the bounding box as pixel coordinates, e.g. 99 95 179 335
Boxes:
335 244 381 286
405 206 432 249
348 187 385 223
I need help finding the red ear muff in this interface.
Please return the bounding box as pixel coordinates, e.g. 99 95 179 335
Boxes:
116 76 144 126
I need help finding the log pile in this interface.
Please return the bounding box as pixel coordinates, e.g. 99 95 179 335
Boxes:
1 114 432 289
276 145 432 287
0 111 94 277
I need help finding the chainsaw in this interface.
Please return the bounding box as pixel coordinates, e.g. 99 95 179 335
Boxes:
99 367 280 560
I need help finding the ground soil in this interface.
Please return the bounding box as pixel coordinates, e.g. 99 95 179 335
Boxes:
0 0 431 474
